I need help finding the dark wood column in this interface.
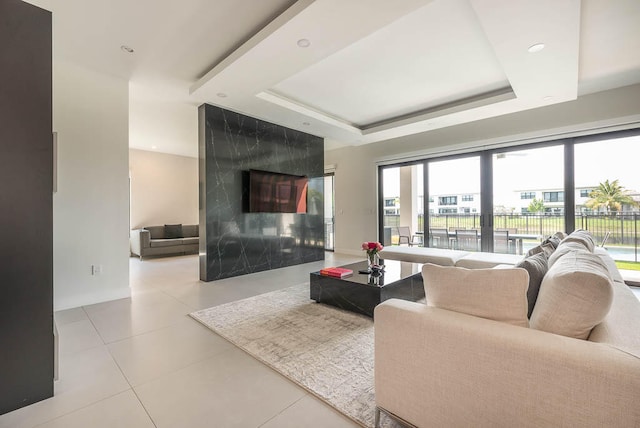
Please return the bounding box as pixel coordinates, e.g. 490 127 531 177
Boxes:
0 0 54 415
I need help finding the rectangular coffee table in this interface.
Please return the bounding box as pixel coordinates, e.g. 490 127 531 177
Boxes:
310 259 425 317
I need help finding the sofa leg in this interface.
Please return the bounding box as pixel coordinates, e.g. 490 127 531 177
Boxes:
374 407 380 428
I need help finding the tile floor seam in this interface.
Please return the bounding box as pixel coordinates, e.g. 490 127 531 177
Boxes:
128 387 159 428
128 345 241 390
256 394 308 428
97 313 195 346
108 336 233 388
81 306 109 346
27 389 135 428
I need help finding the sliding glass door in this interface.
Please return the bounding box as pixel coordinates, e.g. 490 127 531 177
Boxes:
575 135 640 262
427 156 481 251
381 164 424 246
324 173 335 251
492 145 565 254
377 129 640 262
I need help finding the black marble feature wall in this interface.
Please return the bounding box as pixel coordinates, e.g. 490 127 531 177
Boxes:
199 104 324 281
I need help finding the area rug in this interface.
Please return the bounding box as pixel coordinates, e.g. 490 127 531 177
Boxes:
189 283 400 428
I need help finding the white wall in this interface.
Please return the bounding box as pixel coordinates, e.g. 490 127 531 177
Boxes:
53 60 130 311
129 149 198 229
326 84 640 255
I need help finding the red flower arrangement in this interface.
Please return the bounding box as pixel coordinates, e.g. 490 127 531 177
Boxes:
361 241 383 255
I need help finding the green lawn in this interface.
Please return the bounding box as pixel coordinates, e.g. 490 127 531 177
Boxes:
615 261 640 271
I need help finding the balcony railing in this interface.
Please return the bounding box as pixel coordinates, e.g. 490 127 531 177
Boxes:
383 213 639 262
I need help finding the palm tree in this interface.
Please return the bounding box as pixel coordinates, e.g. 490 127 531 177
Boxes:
585 179 638 214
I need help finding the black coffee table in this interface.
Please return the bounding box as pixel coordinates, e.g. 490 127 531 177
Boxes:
309 259 425 317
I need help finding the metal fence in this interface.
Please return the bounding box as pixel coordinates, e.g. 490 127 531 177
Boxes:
383 213 639 262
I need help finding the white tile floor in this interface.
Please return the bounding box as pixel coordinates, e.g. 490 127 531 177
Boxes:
0 252 363 428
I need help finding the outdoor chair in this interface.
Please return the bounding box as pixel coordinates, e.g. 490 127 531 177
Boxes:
397 226 420 246
494 229 511 254
455 229 479 251
430 228 450 249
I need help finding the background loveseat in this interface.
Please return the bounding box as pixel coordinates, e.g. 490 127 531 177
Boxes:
130 224 199 259
375 230 640 427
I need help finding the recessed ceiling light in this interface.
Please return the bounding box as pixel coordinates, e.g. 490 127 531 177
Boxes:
302 122 310 126
216 92 227 98
151 145 157 149
120 45 134 53
543 96 554 101
527 43 545 53
297 39 311 48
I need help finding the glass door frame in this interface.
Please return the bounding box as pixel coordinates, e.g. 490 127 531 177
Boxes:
324 172 335 251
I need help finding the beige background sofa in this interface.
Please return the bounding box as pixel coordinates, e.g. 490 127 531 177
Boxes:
375 232 640 427
130 224 199 259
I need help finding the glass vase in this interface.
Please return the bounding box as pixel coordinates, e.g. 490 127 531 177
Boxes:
368 253 379 270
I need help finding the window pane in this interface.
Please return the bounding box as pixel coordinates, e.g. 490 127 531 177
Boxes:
428 157 480 251
323 174 334 251
382 165 423 246
493 146 565 254
575 135 640 262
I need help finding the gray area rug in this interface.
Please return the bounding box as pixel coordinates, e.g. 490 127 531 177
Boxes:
189 283 400 428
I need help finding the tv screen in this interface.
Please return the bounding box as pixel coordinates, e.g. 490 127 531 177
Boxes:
248 169 308 213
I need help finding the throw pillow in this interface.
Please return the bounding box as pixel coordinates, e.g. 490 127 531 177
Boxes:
526 242 555 258
422 263 529 327
530 250 613 340
515 252 549 318
542 235 562 249
563 229 596 252
547 241 590 268
553 231 568 240
164 224 183 239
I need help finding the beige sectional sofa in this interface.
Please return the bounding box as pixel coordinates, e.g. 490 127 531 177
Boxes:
374 231 640 427
130 224 199 259
379 245 523 268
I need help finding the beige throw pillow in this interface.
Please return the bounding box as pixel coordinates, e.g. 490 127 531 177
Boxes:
530 250 613 340
422 263 530 328
563 229 596 252
548 241 590 268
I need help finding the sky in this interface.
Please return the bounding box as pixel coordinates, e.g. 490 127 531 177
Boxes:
383 135 640 201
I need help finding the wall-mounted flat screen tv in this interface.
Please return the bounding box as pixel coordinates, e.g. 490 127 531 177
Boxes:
248 169 308 213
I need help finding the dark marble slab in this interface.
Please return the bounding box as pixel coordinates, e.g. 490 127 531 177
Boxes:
199 104 324 281
310 259 425 317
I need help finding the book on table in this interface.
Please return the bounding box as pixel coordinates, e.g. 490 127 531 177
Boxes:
320 267 353 278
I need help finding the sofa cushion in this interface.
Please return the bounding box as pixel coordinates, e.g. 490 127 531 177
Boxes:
593 247 625 284
515 252 548 318
422 263 529 327
164 224 183 239
149 238 179 248
181 237 199 245
380 246 469 266
455 252 523 269
144 226 165 239
182 224 199 238
530 250 613 340
563 229 596 252
526 242 555 258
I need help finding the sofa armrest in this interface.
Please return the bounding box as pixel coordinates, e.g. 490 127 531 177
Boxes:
374 299 640 428
130 229 150 256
